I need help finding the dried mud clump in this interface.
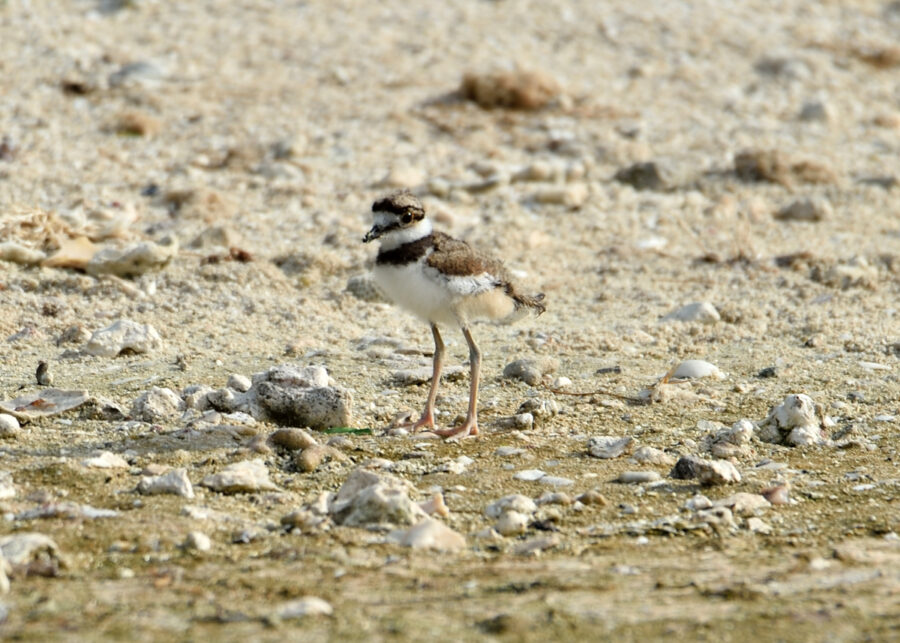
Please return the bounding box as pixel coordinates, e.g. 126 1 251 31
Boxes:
460 69 562 110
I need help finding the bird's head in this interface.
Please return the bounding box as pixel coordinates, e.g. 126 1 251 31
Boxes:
363 191 430 245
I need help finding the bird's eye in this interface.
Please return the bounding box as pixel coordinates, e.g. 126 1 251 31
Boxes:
402 213 412 224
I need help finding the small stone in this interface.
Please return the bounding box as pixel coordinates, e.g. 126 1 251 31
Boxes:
745 517 772 534
86 236 177 277
201 459 278 494
514 469 546 482
495 510 530 536
494 446 525 457
269 428 318 451
494 413 534 431
761 484 791 505
758 394 828 446
662 302 720 324
798 100 832 122
631 446 675 466
183 531 211 552
0 533 63 577
536 492 572 506
257 381 351 431
329 468 425 526
56 324 91 346
295 444 329 473
189 225 240 251
684 494 712 511
617 471 661 484
714 492 769 516
539 476 574 487
131 387 184 423
82 451 129 469
613 161 666 191
393 518 466 551
774 197 831 222
0 415 20 438
485 494 537 519
84 319 163 357
588 435 634 459
0 242 45 265
516 398 560 419
576 490 608 506
35 361 53 386
533 183 588 208
392 365 464 385
460 68 562 110
277 597 333 619
697 459 741 486
377 165 426 189
671 360 724 380
227 374 252 393
513 534 560 556
503 358 557 385
137 469 194 498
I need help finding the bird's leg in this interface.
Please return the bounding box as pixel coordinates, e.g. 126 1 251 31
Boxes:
409 323 443 431
435 324 480 439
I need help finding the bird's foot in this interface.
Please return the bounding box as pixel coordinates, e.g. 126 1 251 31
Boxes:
389 409 436 432
433 419 479 441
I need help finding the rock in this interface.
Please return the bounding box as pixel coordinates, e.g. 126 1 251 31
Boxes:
662 302 720 324
189 225 240 250
539 476 574 487
16 503 118 521
0 389 90 421
758 394 829 446
0 472 16 500
269 428 318 451
86 236 178 277
460 68 562 110
714 493 770 516
670 455 706 480
533 183 589 208
257 382 351 430
295 444 331 472
35 361 53 386
617 471 661 484
707 419 755 458
631 446 675 466
206 388 237 412
329 468 425 527
697 459 741 486
536 491 572 505
588 435 634 459
494 446 525 457
774 197 831 222
494 413 534 431
0 533 64 577
390 518 466 551
82 451 129 469
485 494 537 519
671 360 724 380
131 387 184 423
761 483 791 505
734 149 836 186
613 161 666 191
227 374 252 393
137 469 194 498
57 324 91 346
685 494 712 511
513 469 546 482
745 517 772 534
78 396 128 421
201 459 278 494
576 490 608 506
183 531 211 552
495 510 529 536
516 398 559 419
0 415 20 438
84 319 162 357
277 597 333 619
503 358 557 385
0 242 45 265
798 99 832 122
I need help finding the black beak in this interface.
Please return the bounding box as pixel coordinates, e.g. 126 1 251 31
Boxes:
362 225 382 243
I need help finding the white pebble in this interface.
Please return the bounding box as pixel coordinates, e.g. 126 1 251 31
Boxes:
662 302 721 324
671 360 724 380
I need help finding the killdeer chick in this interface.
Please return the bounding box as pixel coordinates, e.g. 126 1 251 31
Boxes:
363 191 545 439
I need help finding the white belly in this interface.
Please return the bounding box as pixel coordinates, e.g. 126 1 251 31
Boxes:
372 261 459 326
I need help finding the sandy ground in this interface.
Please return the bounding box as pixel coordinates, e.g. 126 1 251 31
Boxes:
1 0 899 640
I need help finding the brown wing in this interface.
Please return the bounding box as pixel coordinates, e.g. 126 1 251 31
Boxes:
426 232 510 280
